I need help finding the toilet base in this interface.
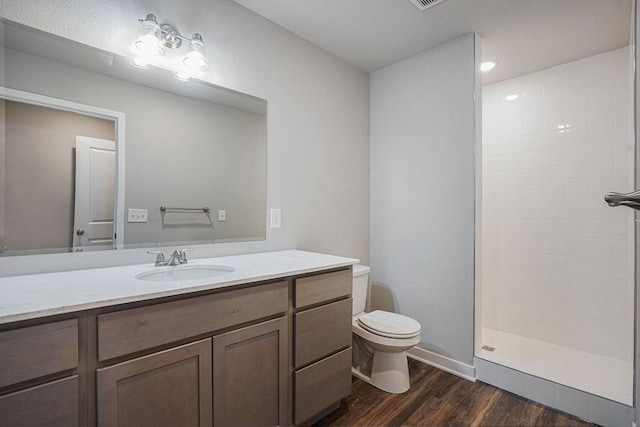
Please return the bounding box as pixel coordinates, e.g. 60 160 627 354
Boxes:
352 349 411 394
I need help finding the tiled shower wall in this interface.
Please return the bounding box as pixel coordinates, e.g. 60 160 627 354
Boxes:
481 47 634 363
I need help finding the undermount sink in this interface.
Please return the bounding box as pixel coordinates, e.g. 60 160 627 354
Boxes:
135 265 235 282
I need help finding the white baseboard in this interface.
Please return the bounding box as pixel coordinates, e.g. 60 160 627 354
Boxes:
407 347 476 382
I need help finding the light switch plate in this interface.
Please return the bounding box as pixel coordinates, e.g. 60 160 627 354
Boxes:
270 209 282 228
218 210 226 221
128 208 148 223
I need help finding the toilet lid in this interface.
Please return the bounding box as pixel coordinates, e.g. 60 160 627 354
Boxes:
357 310 421 338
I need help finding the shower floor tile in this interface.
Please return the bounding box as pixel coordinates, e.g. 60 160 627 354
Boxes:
479 327 632 406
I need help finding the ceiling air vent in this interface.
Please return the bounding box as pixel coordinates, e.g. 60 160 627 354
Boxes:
408 0 448 11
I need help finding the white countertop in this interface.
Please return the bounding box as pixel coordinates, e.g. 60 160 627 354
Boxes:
0 250 359 325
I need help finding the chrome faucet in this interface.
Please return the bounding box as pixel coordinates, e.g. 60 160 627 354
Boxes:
147 248 194 266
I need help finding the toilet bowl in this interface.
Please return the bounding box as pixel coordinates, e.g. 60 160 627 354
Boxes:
351 265 421 394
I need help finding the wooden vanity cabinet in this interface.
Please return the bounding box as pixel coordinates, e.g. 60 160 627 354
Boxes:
96 318 290 427
0 266 356 427
0 319 79 427
293 269 353 425
96 280 289 427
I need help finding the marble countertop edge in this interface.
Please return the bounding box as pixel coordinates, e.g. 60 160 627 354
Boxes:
0 249 359 325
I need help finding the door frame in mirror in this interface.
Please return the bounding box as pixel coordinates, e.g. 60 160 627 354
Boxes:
1 86 126 250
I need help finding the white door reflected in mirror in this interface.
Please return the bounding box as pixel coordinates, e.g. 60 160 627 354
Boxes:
73 136 115 252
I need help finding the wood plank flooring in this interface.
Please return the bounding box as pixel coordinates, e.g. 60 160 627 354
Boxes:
313 360 599 427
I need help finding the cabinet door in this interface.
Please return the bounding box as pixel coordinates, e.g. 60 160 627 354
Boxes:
97 339 212 427
212 317 288 427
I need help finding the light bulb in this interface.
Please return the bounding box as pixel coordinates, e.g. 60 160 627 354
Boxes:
135 14 164 56
480 61 497 72
183 34 208 71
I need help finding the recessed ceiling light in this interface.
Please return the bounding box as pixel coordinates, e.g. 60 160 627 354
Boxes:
480 61 497 72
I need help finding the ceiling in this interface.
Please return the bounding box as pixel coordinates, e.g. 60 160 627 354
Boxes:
233 0 633 84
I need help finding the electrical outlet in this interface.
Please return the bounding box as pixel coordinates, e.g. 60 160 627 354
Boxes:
218 210 226 221
270 209 282 228
128 208 148 223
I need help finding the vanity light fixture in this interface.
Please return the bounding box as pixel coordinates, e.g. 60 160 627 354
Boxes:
135 14 209 72
135 14 164 56
183 34 208 71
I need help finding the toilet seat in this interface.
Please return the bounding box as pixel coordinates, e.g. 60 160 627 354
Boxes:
357 310 421 339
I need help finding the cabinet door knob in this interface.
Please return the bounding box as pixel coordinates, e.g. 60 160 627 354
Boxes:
76 229 85 236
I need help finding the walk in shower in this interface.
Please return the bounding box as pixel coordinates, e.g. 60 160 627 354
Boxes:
476 44 635 405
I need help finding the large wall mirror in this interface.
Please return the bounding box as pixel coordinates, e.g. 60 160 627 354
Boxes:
0 20 267 256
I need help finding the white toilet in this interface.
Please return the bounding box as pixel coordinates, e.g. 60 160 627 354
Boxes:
351 265 421 393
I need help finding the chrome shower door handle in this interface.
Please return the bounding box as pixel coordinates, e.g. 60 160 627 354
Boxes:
604 190 640 210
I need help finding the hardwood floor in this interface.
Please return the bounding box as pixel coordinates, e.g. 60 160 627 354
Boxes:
313 360 598 427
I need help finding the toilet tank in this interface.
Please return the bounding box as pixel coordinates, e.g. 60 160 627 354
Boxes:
352 265 370 315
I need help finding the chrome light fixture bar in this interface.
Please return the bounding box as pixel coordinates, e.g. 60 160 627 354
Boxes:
135 14 208 72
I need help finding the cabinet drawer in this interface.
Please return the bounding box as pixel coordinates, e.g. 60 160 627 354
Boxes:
294 347 352 424
294 269 351 308
0 319 78 387
0 376 78 427
98 281 287 361
294 298 352 367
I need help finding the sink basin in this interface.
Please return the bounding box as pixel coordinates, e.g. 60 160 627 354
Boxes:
135 265 235 282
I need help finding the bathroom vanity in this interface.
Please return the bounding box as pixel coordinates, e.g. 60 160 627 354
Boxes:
0 250 357 426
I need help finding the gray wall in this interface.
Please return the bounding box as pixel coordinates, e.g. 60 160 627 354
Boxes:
370 34 477 365
3 101 114 252
0 0 370 275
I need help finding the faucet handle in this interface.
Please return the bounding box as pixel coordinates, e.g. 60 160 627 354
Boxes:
147 250 166 266
179 248 194 263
